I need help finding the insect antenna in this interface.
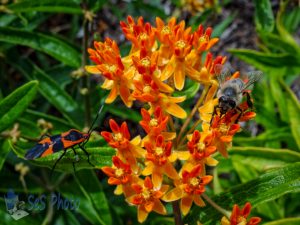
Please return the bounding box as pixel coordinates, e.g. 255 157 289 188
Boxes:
87 105 104 135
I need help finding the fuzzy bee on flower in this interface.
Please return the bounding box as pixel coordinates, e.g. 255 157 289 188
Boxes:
211 64 263 124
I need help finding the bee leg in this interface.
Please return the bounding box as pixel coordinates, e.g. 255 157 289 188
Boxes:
71 147 79 174
78 144 95 167
234 106 243 124
50 150 67 177
244 92 253 109
210 105 218 125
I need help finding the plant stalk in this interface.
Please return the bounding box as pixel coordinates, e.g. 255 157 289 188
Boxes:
202 193 231 218
172 200 183 225
177 85 209 145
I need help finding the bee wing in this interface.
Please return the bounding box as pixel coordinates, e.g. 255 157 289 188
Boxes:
215 64 232 85
242 71 263 90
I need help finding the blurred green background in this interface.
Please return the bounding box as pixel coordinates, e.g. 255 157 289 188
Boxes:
0 0 299 224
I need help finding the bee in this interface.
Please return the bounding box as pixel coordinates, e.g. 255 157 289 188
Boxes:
211 65 262 123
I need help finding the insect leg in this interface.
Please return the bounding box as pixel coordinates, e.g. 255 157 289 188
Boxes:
78 144 95 167
50 150 67 177
244 92 253 109
234 106 243 124
210 105 218 125
71 147 79 174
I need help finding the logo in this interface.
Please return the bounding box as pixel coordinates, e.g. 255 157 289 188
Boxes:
4 189 80 220
4 189 29 220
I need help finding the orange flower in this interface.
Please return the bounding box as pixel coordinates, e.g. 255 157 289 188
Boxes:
179 130 218 173
162 165 212 215
221 202 261 225
139 106 175 142
85 39 133 107
101 119 145 172
102 156 139 197
120 16 156 53
193 25 219 53
160 21 193 90
210 116 240 157
143 135 179 188
127 177 168 223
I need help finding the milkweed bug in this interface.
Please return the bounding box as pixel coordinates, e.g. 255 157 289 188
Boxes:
25 106 104 175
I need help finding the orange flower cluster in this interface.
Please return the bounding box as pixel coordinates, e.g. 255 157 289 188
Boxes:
87 16 260 224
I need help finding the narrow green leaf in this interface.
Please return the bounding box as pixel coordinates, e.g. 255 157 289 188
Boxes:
184 163 300 225
6 0 82 14
229 49 300 74
280 80 300 150
0 140 10 171
105 104 142 122
0 27 81 67
0 81 38 133
212 13 236 38
75 170 112 225
253 0 274 33
264 218 300 225
11 141 114 171
174 82 200 99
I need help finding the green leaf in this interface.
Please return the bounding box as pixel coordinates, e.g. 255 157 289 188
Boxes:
174 82 200 99
0 81 38 133
75 170 112 225
184 163 300 225
6 57 83 127
229 49 300 74
264 218 300 225
280 80 300 150
6 0 82 14
105 104 142 122
11 140 114 171
253 0 274 33
212 13 236 38
0 140 10 171
282 6 300 33
0 27 81 67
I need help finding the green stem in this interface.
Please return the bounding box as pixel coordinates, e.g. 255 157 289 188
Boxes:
172 200 183 225
81 1 91 127
177 85 209 145
202 193 231 218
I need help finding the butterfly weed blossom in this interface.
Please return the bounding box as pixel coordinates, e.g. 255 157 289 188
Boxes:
86 16 261 224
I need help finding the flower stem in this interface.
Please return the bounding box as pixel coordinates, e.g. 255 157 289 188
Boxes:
177 85 209 145
178 119 201 147
172 200 183 225
81 0 91 127
202 193 231 218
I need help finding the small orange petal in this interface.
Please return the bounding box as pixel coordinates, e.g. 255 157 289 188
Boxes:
181 195 193 216
165 102 187 119
105 85 118 104
174 63 185 90
164 162 180 180
194 195 205 207
137 205 149 223
152 170 163 189
152 199 167 215
162 187 183 202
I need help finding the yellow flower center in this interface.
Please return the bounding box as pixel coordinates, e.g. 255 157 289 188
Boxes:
199 35 208 42
113 133 123 141
143 85 151 93
237 217 247 225
162 26 171 35
190 177 199 186
197 142 205 151
155 147 164 156
142 189 151 200
219 124 229 134
105 45 113 52
175 40 186 49
106 64 117 73
115 168 124 177
149 118 158 127
138 33 148 40
141 57 151 67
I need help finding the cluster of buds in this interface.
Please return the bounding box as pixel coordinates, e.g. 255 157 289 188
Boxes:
86 16 260 224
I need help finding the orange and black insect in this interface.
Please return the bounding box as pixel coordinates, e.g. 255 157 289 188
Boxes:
25 106 104 174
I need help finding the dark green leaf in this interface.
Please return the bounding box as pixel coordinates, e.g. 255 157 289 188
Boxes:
105 104 142 122
253 0 274 33
0 27 81 67
184 163 300 225
264 218 300 225
11 140 114 171
229 49 300 74
212 13 236 38
6 0 82 14
0 140 10 171
0 81 38 133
